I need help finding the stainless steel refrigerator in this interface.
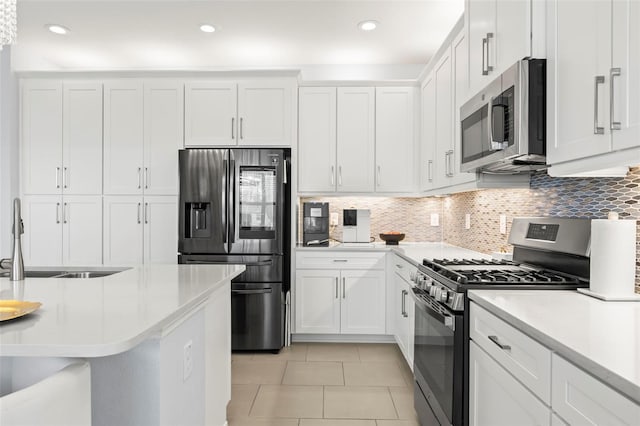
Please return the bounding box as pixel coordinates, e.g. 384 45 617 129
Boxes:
178 148 291 352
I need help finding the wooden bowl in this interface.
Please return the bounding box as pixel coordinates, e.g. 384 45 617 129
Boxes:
379 233 405 245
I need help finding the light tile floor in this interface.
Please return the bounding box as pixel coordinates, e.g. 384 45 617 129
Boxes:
228 343 419 426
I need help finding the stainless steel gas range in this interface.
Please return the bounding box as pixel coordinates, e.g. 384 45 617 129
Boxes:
410 217 592 426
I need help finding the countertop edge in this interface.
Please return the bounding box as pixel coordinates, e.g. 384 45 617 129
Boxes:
0 265 245 358
468 290 640 404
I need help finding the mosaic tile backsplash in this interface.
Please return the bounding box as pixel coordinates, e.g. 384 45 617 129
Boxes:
300 167 640 291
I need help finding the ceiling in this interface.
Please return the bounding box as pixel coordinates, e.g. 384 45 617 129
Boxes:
12 0 464 74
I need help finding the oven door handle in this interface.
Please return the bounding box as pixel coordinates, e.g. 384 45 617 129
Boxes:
412 294 455 331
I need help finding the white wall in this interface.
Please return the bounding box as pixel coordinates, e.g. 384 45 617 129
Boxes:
0 47 19 258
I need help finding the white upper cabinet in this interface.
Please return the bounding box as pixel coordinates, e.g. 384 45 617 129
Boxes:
22 80 103 196
237 81 294 146
184 79 295 147
375 87 417 192
547 0 640 171
434 49 455 189
184 82 237 147
104 80 182 195
21 81 63 195
63 82 103 195
298 87 337 192
103 81 145 195
467 0 534 95
144 81 183 195
336 87 376 192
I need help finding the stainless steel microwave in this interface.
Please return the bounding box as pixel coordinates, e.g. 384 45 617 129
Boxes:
460 59 547 173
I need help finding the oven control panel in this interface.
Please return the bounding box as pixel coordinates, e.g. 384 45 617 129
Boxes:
410 269 465 312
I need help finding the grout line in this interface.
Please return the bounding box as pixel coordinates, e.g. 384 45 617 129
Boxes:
322 385 325 419
341 360 346 386
387 386 400 420
247 384 260 417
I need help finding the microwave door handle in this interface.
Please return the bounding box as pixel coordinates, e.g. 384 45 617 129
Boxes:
487 101 493 152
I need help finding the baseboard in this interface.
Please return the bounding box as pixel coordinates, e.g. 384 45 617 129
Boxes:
292 334 396 343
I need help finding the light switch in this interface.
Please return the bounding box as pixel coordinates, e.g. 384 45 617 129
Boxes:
499 214 507 234
330 212 339 226
430 213 439 227
465 214 471 230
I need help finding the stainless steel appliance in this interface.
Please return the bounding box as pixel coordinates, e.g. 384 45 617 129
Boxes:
342 209 371 243
303 202 330 246
410 217 591 426
460 59 546 174
178 148 291 352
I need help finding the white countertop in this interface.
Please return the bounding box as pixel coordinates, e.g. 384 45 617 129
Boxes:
468 290 640 404
0 264 245 358
297 242 491 266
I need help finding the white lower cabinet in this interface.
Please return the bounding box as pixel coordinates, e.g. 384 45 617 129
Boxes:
469 341 551 426
470 302 640 426
104 195 177 265
552 354 640 426
393 272 414 369
22 195 102 266
295 251 386 335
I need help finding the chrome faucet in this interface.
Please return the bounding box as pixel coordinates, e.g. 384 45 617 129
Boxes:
0 199 25 281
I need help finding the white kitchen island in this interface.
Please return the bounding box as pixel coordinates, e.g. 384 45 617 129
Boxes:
0 264 245 426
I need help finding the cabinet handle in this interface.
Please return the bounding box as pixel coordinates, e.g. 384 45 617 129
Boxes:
330 165 335 186
63 167 68 189
485 32 494 73
56 202 60 224
342 277 346 299
231 117 235 139
396 264 403 269
488 335 511 351
240 117 244 139
144 202 149 224
377 165 381 186
333 259 348 263
144 167 149 189
63 202 68 224
402 289 408 317
137 167 142 189
610 68 621 130
335 277 339 299
481 37 488 75
137 202 141 224
55 167 61 189
338 166 343 186
594 75 605 135
428 160 433 182
446 150 455 177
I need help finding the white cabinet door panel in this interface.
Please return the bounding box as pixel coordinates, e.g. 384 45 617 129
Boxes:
104 81 144 195
22 81 63 195
62 195 103 266
63 82 103 195
547 0 612 164
298 87 337 192
340 269 386 334
421 75 437 191
467 0 496 94
612 0 640 151
469 342 551 426
22 196 63 266
495 0 530 74
294 270 341 334
184 82 237 147
336 87 375 192
103 196 144 265
143 196 178 264
552 354 640 426
435 49 454 188
375 87 416 192
144 81 183 195
238 81 293 146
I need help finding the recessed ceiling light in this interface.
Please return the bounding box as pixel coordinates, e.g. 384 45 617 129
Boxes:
200 24 216 33
47 24 69 35
358 20 379 31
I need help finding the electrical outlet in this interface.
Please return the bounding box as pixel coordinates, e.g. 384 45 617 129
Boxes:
330 212 339 226
465 214 471 230
183 340 193 381
499 214 507 234
430 213 440 227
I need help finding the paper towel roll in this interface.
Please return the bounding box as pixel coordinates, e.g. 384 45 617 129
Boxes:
589 217 637 297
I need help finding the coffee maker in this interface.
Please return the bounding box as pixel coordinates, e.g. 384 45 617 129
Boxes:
303 202 330 246
342 209 371 243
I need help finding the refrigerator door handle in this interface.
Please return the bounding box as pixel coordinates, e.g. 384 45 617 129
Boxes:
222 159 228 244
229 158 237 244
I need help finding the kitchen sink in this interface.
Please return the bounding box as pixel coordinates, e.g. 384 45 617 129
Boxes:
0 268 129 279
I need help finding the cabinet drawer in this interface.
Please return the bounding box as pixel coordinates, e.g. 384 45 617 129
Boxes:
296 251 386 270
391 254 415 284
470 303 552 404
552 354 640 426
